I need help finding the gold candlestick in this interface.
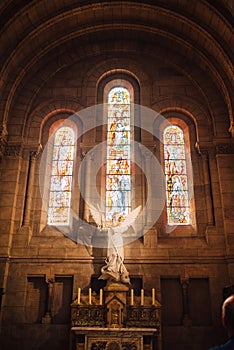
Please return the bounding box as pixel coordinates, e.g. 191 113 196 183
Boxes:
89 288 92 305
130 289 134 306
77 288 81 305
152 288 155 305
100 289 103 305
141 289 144 306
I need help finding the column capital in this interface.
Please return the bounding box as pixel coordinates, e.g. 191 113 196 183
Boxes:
46 276 55 284
30 143 43 160
195 142 217 157
180 275 189 286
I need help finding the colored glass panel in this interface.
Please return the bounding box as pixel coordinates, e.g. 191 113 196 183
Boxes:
164 125 190 225
48 126 75 225
107 145 130 160
106 87 131 221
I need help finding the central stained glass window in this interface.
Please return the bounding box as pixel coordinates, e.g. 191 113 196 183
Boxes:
106 87 131 221
164 125 190 225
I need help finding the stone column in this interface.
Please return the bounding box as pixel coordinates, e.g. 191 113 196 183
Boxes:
0 288 4 312
23 145 42 226
83 151 94 222
142 150 153 227
42 277 54 324
200 150 214 226
180 276 192 326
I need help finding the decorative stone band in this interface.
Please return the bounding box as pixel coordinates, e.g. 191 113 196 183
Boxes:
195 142 234 156
216 143 234 154
71 306 106 327
4 144 22 157
71 304 160 329
0 143 43 159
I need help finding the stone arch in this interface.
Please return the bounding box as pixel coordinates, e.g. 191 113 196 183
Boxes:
25 99 84 145
152 96 214 142
0 1 233 137
82 58 150 106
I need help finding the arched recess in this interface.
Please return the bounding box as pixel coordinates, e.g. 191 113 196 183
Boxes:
0 0 233 141
25 100 84 145
40 110 82 233
28 108 84 234
96 70 141 143
46 121 77 226
94 71 145 225
154 109 211 237
152 97 214 143
83 58 149 105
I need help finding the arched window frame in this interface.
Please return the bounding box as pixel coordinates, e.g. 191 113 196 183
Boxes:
96 73 140 142
163 125 190 225
40 116 81 230
160 116 197 235
47 125 75 226
105 85 132 221
96 74 142 223
103 80 134 222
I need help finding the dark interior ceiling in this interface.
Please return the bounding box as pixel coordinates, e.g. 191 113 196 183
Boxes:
0 0 233 138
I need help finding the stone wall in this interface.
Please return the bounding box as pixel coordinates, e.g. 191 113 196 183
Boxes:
0 1 233 350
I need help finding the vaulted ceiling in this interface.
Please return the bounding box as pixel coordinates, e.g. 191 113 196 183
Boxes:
0 0 233 140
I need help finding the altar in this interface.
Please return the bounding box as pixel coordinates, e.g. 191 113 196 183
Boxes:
71 283 161 350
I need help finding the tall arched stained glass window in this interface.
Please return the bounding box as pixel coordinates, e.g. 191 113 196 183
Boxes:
164 125 190 225
106 87 131 222
48 126 75 225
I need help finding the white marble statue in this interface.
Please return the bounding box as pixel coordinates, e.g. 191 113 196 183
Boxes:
89 205 141 284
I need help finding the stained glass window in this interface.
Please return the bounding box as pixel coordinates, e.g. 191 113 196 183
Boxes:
48 126 75 225
106 87 131 222
164 125 190 225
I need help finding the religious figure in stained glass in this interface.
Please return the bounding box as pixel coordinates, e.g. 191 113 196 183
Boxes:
164 125 190 225
106 87 131 222
48 126 75 225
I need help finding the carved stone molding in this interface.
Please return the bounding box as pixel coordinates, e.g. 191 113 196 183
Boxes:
4 144 22 157
195 143 208 156
195 142 215 156
0 138 7 157
46 276 55 284
195 142 234 156
229 122 234 138
180 276 189 286
30 143 43 160
216 143 234 154
0 124 8 157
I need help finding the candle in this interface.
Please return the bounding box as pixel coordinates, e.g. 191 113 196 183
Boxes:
130 289 134 306
141 289 144 306
89 288 92 305
152 288 155 305
77 288 81 305
100 289 103 305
